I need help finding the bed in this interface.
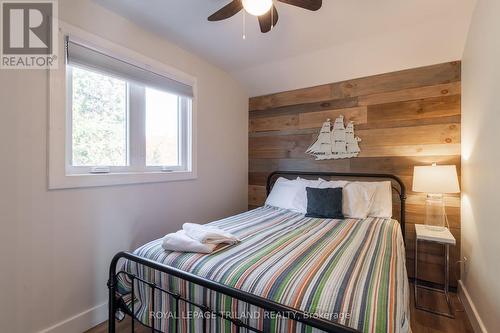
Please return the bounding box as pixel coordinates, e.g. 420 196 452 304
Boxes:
108 171 409 333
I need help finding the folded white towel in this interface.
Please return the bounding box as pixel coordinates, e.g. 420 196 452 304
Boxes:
162 230 217 254
182 223 240 245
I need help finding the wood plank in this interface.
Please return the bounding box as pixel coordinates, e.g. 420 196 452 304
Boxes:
356 115 461 131
249 127 319 138
248 185 266 206
348 155 461 176
250 115 461 136
249 133 314 149
249 125 460 160
330 62 461 100
298 106 367 129
357 124 460 146
249 147 292 159
249 157 352 173
358 82 461 106
250 62 460 111
249 97 359 118
249 84 332 111
250 142 460 159
249 134 315 160
250 106 367 133
358 144 460 158
250 124 459 150
249 114 299 133
249 172 271 186
366 95 461 124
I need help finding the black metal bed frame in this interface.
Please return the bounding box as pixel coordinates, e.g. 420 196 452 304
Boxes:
108 171 406 333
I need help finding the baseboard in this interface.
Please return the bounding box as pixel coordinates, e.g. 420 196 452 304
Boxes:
37 302 107 333
458 280 488 333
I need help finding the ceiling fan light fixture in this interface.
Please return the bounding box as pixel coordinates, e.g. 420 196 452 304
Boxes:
242 0 273 16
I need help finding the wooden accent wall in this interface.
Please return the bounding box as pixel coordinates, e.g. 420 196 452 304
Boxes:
248 62 461 287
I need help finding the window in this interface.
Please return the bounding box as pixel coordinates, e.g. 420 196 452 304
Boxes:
145 87 179 167
71 66 128 167
48 26 196 189
65 37 193 176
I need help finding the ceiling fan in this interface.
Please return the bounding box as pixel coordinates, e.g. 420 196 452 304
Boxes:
208 0 323 33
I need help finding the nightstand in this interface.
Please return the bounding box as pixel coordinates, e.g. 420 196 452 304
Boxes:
414 224 456 318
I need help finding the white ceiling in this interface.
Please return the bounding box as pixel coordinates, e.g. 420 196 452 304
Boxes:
95 0 477 96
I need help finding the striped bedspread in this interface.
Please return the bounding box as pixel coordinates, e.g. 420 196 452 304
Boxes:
117 206 409 333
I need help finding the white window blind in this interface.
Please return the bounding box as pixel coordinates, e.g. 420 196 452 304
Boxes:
65 37 194 98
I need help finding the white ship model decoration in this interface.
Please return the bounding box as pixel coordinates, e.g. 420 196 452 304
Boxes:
306 115 362 160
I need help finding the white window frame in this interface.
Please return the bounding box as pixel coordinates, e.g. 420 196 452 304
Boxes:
65 64 133 175
49 22 197 189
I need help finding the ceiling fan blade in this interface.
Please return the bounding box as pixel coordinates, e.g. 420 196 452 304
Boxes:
258 5 279 33
208 0 243 21
277 0 322 11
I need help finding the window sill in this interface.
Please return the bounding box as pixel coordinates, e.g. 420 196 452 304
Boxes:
48 170 197 190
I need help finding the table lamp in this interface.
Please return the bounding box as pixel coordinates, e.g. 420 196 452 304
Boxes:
412 163 460 231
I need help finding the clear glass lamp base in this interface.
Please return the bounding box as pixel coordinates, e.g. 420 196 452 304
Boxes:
425 225 447 231
425 194 447 231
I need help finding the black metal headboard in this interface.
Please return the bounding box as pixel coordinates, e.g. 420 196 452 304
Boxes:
266 171 407 242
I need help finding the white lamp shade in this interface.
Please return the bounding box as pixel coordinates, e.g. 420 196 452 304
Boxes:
412 165 460 194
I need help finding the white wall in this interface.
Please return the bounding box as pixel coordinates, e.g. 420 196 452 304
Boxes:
234 13 473 97
0 1 248 332
461 0 500 332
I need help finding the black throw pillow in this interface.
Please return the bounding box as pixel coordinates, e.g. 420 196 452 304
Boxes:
305 187 344 219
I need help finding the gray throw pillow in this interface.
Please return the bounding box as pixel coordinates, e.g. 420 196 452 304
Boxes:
305 187 344 219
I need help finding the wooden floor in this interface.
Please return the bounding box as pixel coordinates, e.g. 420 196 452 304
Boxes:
85 315 150 333
87 283 473 333
409 283 473 333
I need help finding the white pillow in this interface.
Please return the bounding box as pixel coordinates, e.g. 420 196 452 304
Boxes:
317 179 349 189
265 177 302 211
342 182 377 219
356 181 393 218
292 178 323 213
296 177 322 187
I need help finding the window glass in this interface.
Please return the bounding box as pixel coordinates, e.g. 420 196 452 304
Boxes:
145 87 179 167
71 66 128 166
